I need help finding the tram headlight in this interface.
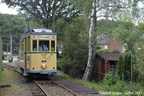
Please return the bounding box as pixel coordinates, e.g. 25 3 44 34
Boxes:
41 64 47 69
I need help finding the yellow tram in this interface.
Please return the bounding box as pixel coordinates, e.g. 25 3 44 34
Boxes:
19 27 57 77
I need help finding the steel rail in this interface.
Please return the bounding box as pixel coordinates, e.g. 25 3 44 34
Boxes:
33 81 49 96
3 63 78 96
51 80 78 96
3 63 49 96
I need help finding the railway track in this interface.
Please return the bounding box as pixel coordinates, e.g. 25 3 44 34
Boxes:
2 63 79 96
3 63 48 96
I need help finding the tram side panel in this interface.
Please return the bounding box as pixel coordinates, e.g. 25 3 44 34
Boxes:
20 39 25 69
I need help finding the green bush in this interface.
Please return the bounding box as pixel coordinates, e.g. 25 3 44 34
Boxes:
124 52 131 80
96 49 104 53
101 72 130 93
57 59 63 70
96 46 101 50
112 50 121 53
117 55 125 77
96 49 111 53
102 72 120 86
103 49 111 53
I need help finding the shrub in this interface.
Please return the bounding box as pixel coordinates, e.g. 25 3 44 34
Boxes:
96 49 111 53
96 46 101 50
112 50 121 53
117 55 125 77
103 49 111 53
124 53 131 80
57 59 63 70
102 72 120 86
96 49 104 53
101 72 129 93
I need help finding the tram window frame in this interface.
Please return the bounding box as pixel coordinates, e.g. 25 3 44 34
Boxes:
39 41 49 51
33 40 37 51
51 41 55 51
28 36 30 51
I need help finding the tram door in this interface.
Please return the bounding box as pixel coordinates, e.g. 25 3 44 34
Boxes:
25 37 27 69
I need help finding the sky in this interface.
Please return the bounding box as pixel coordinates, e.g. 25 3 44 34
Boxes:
0 1 18 15
0 1 143 16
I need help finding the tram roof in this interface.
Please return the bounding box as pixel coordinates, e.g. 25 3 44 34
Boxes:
20 28 57 42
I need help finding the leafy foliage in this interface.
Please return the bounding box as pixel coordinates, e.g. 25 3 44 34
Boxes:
102 72 120 86
62 18 88 78
0 14 26 51
111 50 121 53
117 55 125 76
2 0 80 28
96 49 111 53
57 59 62 71
96 46 101 50
124 51 131 80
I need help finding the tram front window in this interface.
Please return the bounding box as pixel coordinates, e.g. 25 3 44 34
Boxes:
39 41 49 51
33 40 37 51
51 41 55 51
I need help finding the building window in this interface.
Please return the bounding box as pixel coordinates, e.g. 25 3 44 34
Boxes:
119 47 121 50
105 45 107 49
109 64 117 74
101 46 103 49
123 44 127 50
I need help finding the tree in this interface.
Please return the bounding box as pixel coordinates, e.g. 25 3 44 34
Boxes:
0 14 26 51
77 0 129 80
124 51 131 80
2 0 80 28
62 18 88 78
112 12 144 81
117 55 125 76
70 0 144 80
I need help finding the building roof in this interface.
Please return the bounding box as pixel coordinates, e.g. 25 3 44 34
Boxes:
96 53 125 61
98 33 144 45
97 35 115 44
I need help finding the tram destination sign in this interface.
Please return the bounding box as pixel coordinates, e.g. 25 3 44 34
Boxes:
39 35 49 39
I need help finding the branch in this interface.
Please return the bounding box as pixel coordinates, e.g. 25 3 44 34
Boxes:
96 5 126 13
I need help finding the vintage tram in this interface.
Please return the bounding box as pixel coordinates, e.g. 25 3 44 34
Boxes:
19 27 57 77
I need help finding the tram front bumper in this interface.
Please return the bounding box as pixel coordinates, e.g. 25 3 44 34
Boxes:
27 70 57 75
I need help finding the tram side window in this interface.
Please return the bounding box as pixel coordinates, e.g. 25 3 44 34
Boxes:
51 41 55 51
39 41 49 51
33 40 37 51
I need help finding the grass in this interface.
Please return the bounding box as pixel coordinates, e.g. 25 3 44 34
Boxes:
57 70 106 93
1 68 32 96
7 62 15 66
58 70 144 96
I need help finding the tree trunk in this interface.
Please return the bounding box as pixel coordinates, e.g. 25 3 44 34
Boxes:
82 0 96 80
53 0 56 32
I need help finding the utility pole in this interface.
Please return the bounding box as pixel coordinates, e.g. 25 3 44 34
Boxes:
10 34 12 62
7 44 8 60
